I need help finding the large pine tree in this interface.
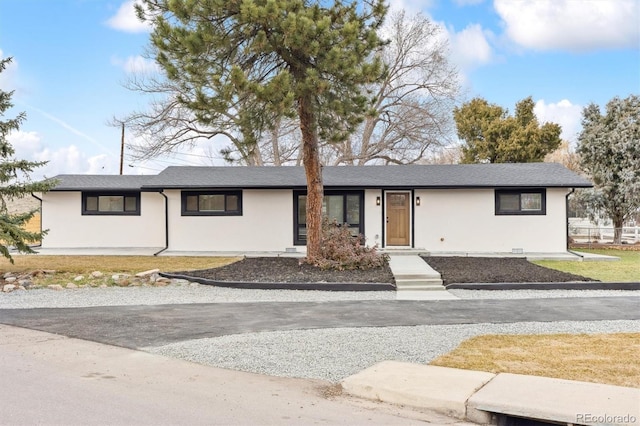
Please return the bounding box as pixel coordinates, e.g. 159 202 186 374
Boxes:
0 57 54 262
138 0 387 261
454 97 562 163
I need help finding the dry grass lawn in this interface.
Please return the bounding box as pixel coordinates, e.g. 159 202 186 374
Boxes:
24 212 41 235
431 333 640 388
0 255 239 274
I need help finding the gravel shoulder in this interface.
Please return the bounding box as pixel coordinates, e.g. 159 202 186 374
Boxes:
146 320 640 382
1 282 638 309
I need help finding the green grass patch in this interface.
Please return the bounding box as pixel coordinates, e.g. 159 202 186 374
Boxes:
534 249 640 282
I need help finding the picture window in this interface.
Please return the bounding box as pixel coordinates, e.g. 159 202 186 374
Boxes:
82 192 141 215
181 191 242 216
495 189 546 215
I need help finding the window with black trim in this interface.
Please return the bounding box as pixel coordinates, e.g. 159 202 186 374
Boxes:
293 190 364 245
82 192 141 215
181 191 242 216
495 189 546 215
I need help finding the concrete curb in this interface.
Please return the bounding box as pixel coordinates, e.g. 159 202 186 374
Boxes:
341 361 640 425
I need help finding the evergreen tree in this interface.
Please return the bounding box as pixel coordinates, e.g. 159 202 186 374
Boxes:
138 0 387 261
577 94 640 244
454 96 562 163
0 57 55 262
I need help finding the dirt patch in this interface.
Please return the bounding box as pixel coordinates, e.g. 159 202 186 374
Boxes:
176 257 395 284
422 256 595 285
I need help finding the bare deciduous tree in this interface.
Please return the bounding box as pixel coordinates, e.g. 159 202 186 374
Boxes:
326 10 460 165
114 71 267 166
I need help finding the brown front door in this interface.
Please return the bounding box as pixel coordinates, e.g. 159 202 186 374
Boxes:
386 192 410 246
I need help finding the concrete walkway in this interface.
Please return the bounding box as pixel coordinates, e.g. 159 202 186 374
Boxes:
26 247 620 261
342 361 640 425
387 255 459 300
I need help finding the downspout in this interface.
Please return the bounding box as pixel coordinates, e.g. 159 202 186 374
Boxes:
565 188 584 259
30 193 43 248
153 190 169 256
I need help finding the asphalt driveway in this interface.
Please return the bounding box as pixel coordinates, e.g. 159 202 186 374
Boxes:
1 297 638 349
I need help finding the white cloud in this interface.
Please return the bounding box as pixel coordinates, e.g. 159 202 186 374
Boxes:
106 0 152 33
495 0 640 52
111 55 160 74
447 24 494 72
534 99 583 143
8 130 118 179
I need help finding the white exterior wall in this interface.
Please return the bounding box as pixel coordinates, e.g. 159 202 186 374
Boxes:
41 191 165 248
412 188 569 253
167 189 294 252
41 186 570 253
363 189 384 248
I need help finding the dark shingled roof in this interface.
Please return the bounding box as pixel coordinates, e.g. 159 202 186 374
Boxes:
50 163 592 191
50 175 155 191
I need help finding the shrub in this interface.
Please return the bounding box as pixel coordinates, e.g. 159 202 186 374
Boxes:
306 218 388 270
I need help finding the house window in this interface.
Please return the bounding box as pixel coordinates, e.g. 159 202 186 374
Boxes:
82 192 141 215
181 191 242 216
495 189 546 215
293 191 364 245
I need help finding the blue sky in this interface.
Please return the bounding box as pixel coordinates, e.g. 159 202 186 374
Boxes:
0 0 638 178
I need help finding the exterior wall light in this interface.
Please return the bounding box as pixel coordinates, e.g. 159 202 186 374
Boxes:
376 196 381 206
416 196 421 206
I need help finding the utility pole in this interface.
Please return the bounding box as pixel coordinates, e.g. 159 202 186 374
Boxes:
119 122 125 175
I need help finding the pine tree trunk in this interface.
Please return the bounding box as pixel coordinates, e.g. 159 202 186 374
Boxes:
298 94 323 260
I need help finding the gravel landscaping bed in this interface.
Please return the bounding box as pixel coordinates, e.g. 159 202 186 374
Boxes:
172 256 594 287
172 256 395 284
423 256 595 284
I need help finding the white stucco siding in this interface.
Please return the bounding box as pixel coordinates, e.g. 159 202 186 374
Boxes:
413 188 569 253
363 189 384 248
40 192 165 248
167 189 294 252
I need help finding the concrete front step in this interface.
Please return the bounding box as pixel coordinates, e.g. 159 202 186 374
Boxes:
396 282 444 291
394 273 442 280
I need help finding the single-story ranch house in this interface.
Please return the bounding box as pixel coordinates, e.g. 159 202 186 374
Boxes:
36 163 591 255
